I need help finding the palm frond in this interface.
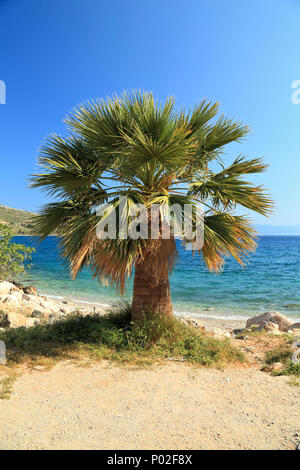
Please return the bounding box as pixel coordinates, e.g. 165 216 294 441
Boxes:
201 214 257 271
31 90 272 284
189 157 273 216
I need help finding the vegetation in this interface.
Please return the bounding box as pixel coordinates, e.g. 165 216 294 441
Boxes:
0 224 34 281
0 304 244 368
0 373 17 400
264 342 300 377
31 91 272 320
0 205 36 235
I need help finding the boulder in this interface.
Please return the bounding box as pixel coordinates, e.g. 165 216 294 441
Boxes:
11 281 25 290
21 297 49 316
38 299 57 312
181 316 204 329
0 311 10 328
22 293 31 302
9 285 23 294
26 317 40 328
246 312 292 332
209 327 231 339
20 303 42 317
5 312 27 328
257 321 281 334
289 322 300 331
48 312 68 324
31 309 45 319
2 292 22 307
23 286 37 295
0 281 15 295
265 362 284 373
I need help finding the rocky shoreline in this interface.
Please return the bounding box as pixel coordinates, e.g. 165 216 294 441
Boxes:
0 280 299 339
0 280 106 330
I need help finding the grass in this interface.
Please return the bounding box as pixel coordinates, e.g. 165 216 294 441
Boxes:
0 303 244 369
287 377 300 387
235 328 292 340
0 373 17 399
263 343 300 377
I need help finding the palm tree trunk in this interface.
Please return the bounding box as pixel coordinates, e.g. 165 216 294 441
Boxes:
131 256 173 322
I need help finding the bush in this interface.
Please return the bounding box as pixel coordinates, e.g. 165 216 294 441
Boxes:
0 303 244 367
0 224 34 280
264 344 300 377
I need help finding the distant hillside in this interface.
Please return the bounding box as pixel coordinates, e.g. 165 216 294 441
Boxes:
0 205 36 235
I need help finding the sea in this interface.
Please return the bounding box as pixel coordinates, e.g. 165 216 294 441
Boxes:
14 236 300 321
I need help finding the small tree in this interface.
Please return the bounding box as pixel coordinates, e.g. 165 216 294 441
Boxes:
0 224 35 281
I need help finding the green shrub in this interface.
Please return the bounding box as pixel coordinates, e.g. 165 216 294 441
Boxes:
0 303 244 367
264 344 300 377
0 224 34 280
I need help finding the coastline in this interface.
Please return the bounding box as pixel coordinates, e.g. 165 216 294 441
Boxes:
39 291 299 330
15 235 300 321
39 291 247 329
1 280 299 332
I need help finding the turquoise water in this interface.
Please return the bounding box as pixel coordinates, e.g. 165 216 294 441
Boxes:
15 236 300 320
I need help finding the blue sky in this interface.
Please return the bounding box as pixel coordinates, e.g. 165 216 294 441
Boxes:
0 0 300 228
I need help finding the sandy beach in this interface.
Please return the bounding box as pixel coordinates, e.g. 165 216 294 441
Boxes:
0 361 299 450
1 282 299 450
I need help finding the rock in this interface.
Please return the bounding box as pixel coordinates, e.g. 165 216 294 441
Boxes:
5 312 27 328
23 286 37 295
31 310 45 319
22 293 31 301
0 281 15 295
246 312 292 332
38 299 57 312
48 313 62 324
48 311 70 324
9 285 23 294
289 322 300 331
257 321 280 334
20 296 50 316
209 327 231 339
181 316 205 330
0 311 10 328
2 293 22 306
233 328 244 335
11 281 25 290
265 362 284 373
0 327 5 333
26 317 40 328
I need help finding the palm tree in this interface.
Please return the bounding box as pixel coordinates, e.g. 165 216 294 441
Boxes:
31 91 272 321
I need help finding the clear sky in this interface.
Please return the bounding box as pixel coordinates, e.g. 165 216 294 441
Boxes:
1 0 300 227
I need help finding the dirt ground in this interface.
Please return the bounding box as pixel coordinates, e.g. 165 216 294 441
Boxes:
0 361 299 450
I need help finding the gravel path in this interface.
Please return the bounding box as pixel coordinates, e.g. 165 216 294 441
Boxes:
0 361 299 450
